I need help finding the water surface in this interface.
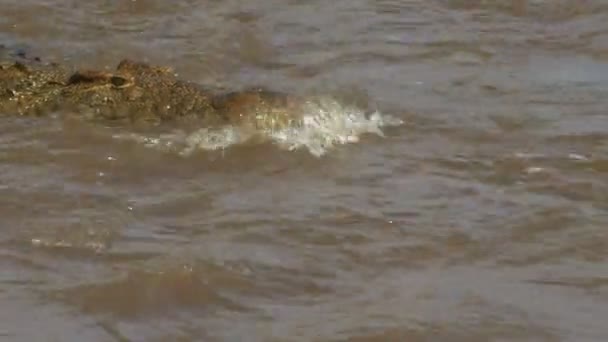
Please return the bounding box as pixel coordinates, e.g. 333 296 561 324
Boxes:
1 0 607 341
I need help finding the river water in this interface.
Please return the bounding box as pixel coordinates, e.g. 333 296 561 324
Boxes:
1 0 607 341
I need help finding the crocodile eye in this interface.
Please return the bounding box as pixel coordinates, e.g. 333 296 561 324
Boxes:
110 76 129 88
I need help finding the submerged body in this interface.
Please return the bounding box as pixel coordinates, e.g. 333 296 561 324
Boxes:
0 57 307 130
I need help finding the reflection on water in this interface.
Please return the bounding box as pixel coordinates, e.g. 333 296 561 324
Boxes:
1 0 608 341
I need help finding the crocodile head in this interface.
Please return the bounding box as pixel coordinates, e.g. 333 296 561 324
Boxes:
0 58 308 131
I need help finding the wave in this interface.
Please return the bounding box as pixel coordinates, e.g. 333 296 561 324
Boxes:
112 97 404 157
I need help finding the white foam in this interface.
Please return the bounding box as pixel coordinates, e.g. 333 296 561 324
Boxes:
112 97 403 157
180 126 246 156
267 98 402 157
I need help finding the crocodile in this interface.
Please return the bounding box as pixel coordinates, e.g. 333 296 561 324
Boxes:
0 56 305 131
0 58 70 116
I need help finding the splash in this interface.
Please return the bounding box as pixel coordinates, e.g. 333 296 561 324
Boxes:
113 97 403 157
268 97 403 156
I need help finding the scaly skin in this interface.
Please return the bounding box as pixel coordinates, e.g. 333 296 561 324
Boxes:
55 59 217 125
0 57 308 130
0 59 70 116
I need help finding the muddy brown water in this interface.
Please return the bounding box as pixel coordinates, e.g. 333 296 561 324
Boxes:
1 1 608 341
